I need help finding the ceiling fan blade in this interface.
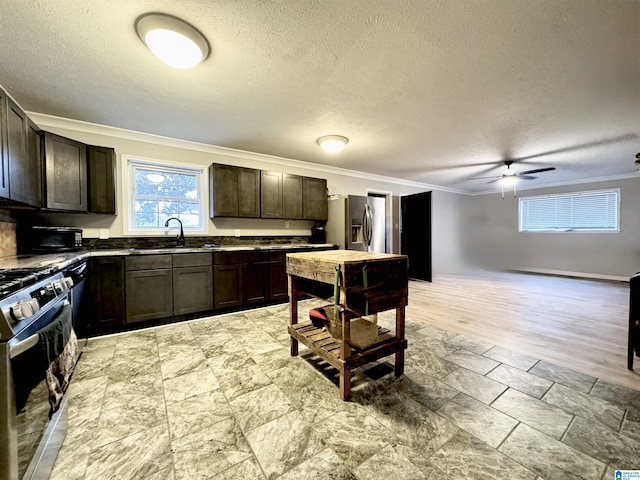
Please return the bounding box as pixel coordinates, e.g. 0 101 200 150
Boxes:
518 167 556 175
517 175 537 180
471 175 502 180
487 177 502 184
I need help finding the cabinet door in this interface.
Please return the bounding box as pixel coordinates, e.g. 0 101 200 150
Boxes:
173 265 213 315
126 269 173 323
0 89 9 198
261 170 283 218
25 119 42 207
88 257 125 331
303 177 328 220
283 174 303 219
6 97 28 204
269 261 288 301
44 132 88 211
213 264 243 309
88 145 116 214
238 167 260 217
243 261 269 304
210 163 238 217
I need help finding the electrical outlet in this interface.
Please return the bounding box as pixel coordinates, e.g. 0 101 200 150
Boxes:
285 221 290 228
99 228 109 239
235 229 240 237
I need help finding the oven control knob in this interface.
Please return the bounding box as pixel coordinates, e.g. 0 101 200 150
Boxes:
63 277 74 289
10 298 40 320
52 281 65 294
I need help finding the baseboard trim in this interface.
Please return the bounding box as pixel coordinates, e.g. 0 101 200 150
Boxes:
512 268 630 283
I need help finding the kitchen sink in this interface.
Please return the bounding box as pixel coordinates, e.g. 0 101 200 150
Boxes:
127 247 187 254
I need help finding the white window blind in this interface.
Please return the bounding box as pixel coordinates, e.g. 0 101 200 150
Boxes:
519 189 619 232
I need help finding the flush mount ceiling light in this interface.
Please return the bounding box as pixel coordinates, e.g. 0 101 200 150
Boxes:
317 135 349 154
135 13 210 69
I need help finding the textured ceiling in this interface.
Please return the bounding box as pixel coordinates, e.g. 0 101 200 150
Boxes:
0 0 638 193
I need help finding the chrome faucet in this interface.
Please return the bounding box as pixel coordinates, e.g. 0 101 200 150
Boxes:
164 217 185 247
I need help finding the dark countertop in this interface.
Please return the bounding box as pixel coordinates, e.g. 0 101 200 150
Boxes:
0 244 337 274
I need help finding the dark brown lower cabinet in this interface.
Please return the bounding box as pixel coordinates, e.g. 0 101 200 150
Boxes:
173 265 213 315
88 257 125 331
269 251 288 301
213 263 243 309
126 269 173 323
85 248 337 335
243 261 269 305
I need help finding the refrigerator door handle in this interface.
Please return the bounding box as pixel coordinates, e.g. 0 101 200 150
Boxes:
363 204 373 248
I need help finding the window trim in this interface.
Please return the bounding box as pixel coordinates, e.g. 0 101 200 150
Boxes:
121 154 208 236
518 188 621 233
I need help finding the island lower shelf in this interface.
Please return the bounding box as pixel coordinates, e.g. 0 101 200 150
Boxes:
288 321 408 372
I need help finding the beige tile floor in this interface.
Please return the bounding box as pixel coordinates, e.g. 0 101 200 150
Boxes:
46 301 640 480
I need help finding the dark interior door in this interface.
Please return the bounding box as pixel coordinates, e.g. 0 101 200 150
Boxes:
401 191 432 281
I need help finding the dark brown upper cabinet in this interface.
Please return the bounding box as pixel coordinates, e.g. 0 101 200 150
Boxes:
303 176 328 220
25 118 43 207
0 89 41 207
210 162 327 221
8 97 42 207
238 167 260 217
88 145 116 214
210 163 260 218
43 132 88 211
0 89 9 198
283 173 303 219
261 170 283 218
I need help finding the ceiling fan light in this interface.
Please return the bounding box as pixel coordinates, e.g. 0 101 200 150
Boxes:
500 174 518 187
136 13 210 69
317 135 348 153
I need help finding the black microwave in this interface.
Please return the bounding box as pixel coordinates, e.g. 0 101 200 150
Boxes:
20 226 83 253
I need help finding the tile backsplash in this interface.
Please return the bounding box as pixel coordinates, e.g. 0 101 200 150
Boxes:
0 221 17 258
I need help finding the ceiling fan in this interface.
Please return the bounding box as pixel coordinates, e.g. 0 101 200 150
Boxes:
481 160 556 184
474 160 556 198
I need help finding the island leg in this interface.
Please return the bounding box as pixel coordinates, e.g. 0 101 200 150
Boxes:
339 309 352 400
340 368 352 401
288 274 299 357
394 306 405 377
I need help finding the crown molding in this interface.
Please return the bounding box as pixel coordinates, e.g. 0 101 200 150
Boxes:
28 112 467 194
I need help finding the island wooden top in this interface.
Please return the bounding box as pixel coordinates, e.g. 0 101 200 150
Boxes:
286 249 407 265
286 250 408 315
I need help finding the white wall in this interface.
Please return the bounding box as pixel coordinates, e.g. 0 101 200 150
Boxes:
465 177 640 280
432 190 474 274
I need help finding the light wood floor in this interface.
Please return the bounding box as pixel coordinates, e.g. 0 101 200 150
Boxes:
406 271 640 392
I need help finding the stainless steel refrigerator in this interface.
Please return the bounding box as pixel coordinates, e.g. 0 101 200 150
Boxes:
326 195 387 252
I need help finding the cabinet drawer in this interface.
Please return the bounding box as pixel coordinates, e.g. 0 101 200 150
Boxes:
172 252 212 268
269 250 287 262
126 254 172 271
243 251 269 264
213 251 243 265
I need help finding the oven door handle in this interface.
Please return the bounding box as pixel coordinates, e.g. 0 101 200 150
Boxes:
8 299 70 360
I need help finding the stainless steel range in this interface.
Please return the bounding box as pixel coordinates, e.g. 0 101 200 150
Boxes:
0 268 76 480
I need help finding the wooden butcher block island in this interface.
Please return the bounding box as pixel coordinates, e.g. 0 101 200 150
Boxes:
286 249 408 400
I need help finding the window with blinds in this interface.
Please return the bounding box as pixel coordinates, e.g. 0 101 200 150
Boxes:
519 189 620 232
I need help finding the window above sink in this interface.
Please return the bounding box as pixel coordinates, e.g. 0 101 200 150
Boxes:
122 155 206 236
